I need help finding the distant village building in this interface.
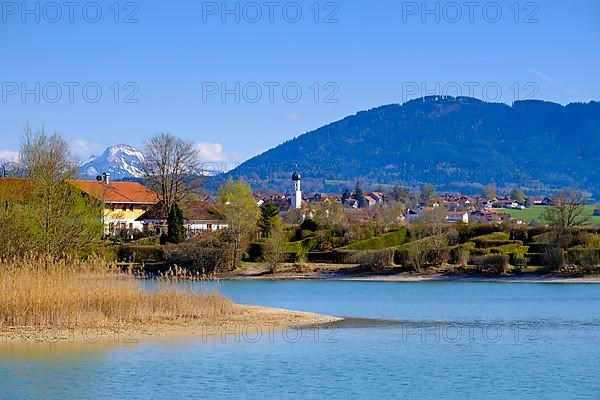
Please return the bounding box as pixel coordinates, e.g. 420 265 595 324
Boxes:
446 211 469 224
471 209 511 224
70 173 159 237
342 191 384 209
291 168 302 209
363 194 377 208
345 198 359 209
368 192 385 206
136 200 227 238
406 208 420 223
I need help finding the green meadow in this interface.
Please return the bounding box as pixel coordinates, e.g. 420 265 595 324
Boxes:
498 205 600 225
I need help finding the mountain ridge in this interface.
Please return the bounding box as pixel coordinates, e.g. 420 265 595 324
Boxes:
220 96 600 196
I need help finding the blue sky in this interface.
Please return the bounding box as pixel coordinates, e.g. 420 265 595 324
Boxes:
1 0 599 167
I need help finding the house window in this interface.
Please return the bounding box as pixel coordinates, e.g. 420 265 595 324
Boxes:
207 224 212 230
129 204 134 211
122 204 127 211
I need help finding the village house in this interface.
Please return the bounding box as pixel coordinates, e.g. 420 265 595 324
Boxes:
406 208 420 223
369 192 385 205
475 197 494 209
471 209 511 224
492 199 520 209
344 198 360 209
446 211 469 224
363 194 377 208
538 197 555 206
69 173 160 238
458 196 473 208
135 199 228 238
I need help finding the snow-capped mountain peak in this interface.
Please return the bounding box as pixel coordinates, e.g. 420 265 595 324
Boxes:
80 144 145 180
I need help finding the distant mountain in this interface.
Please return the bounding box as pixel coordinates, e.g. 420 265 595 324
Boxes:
221 96 600 197
79 144 221 181
80 145 145 180
0 161 20 177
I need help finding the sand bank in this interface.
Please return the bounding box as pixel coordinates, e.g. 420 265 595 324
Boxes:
0 304 342 345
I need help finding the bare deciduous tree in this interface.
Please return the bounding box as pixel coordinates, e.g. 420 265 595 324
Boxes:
20 125 78 182
11 127 102 256
143 133 200 219
417 207 451 265
543 189 590 231
543 189 591 255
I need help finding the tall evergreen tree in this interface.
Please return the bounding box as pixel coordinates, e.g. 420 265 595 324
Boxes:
341 189 352 204
259 203 281 237
167 202 185 244
354 181 366 208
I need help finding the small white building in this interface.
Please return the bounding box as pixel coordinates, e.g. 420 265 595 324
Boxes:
446 211 469 224
136 200 228 238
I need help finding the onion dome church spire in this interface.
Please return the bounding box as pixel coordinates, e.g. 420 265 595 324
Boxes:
291 165 302 209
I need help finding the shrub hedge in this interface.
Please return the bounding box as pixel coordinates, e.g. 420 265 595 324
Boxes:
456 224 505 242
117 245 165 262
470 254 510 274
342 228 408 250
350 249 395 272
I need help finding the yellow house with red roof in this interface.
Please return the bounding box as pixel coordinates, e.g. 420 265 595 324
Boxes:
69 174 160 238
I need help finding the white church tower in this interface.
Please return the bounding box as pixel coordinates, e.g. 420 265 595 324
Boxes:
291 167 302 209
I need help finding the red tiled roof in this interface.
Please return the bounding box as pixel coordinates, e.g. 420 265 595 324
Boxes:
363 195 376 203
69 180 160 204
0 178 34 200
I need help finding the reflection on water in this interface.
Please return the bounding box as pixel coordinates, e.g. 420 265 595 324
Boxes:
0 341 123 362
2 281 600 399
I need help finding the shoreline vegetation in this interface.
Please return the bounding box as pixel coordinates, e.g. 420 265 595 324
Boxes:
223 264 600 284
0 255 340 345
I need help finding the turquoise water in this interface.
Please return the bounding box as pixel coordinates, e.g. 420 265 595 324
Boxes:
1 281 600 399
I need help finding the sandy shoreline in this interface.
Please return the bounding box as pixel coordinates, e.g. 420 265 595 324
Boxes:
0 304 342 345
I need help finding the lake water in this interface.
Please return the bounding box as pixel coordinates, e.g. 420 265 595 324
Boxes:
1 281 600 399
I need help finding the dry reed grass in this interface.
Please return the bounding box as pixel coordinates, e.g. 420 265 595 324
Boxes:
0 254 237 330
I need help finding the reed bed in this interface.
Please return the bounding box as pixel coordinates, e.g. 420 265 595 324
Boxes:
0 254 237 330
